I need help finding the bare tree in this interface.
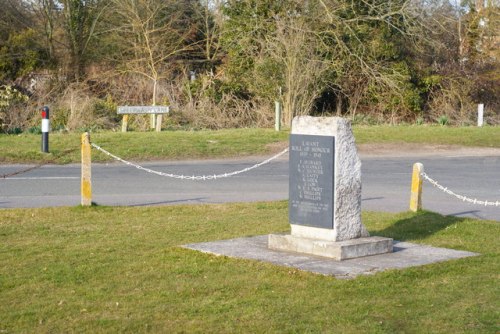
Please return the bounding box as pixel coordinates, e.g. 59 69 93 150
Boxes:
27 0 57 60
0 0 33 39
197 0 224 67
110 0 196 106
58 0 108 81
221 0 428 125
264 17 329 126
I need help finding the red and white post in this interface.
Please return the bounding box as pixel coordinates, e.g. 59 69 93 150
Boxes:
41 106 50 153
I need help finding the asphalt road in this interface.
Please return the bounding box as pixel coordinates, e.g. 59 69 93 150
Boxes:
1 153 499 221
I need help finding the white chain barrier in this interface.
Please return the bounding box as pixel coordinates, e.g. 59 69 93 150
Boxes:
90 143 289 181
421 171 500 207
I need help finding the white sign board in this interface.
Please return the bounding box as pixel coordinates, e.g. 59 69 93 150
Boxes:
117 106 170 114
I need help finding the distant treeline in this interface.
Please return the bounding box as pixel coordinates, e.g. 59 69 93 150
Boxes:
0 0 499 132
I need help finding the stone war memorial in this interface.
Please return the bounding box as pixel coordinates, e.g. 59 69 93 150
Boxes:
185 115 477 276
268 116 393 260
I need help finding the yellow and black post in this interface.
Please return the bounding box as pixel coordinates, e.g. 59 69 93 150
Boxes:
409 162 424 212
81 132 92 206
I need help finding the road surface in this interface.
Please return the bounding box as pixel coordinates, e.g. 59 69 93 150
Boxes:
1 151 499 221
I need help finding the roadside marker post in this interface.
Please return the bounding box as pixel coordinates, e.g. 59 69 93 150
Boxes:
81 132 92 206
41 106 50 153
410 162 424 212
478 104 484 127
275 101 281 131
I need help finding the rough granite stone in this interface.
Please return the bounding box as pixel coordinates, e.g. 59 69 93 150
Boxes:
291 116 369 241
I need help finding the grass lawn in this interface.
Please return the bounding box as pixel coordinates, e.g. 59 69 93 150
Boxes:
353 125 500 147
0 125 498 164
1 203 498 333
0 128 288 164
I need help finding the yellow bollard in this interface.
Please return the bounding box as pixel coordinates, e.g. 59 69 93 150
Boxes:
409 162 424 212
81 132 92 206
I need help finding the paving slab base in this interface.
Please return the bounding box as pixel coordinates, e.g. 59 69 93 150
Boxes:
268 235 393 260
183 235 478 279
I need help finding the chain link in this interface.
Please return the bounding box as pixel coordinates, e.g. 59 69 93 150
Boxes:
421 171 499 207
91 143 289 181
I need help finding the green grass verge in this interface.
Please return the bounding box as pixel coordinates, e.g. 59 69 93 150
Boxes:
0 125 498 164
0 129 288 164
1 203 498 333
353 125 500 147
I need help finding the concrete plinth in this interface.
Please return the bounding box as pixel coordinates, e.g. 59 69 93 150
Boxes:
184 236 478 279
268 234 393 261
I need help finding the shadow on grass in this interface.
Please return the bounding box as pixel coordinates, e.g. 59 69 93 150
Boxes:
130 197 207 207
376 210 466 241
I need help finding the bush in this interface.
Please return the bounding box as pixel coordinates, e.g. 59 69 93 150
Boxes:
0 85 31 133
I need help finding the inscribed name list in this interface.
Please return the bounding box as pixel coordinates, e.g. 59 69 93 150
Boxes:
289 134 335 229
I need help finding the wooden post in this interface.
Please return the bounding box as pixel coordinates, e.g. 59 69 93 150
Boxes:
121 114 129 132
81 132 92 206
155 114 162 132
409 162 424 212
150 114 156 130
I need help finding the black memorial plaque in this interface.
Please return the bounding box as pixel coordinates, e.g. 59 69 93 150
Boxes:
289 134 335 229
